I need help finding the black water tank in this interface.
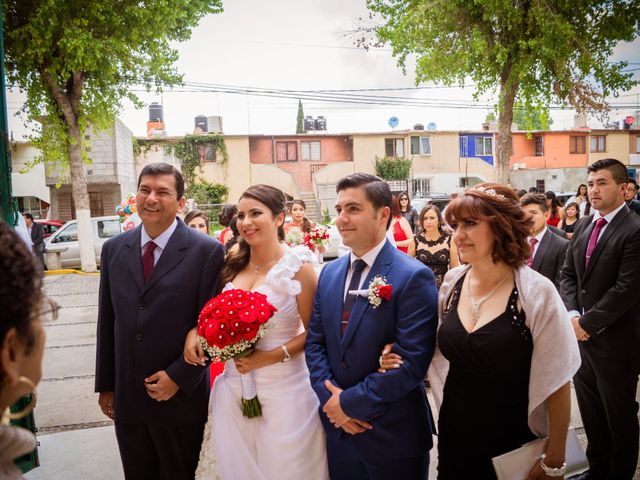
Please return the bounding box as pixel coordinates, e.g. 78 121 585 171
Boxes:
304 116 315 131
414 124 424 130
195 115 208 132
315 116 327 131
149 102 163 122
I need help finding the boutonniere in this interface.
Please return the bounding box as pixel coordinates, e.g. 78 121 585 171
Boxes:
367 275 392 308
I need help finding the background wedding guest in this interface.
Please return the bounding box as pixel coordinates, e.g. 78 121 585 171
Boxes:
398 192 419 233
560 159 640 480
409 205 459 289
545 191 565 227
222 216 239 254
390 195 414 254
624 178 640 214
423 184 579 479
573 184 589 216
285 198 313 234
184 209 210 235
22 213 45 270
558 202 580 239
217 204 237 245
95 163 225 479
521 193 568 290
0 221 49 480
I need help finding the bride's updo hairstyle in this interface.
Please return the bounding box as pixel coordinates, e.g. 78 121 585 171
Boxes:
221 184 288 287
444 183 532 268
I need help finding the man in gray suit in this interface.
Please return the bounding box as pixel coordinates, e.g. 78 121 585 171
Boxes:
95 163 225 479
521 193 568 289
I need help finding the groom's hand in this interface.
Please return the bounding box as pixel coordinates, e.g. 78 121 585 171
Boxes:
341 418 373 435
144 370 179 401
323 380 351 428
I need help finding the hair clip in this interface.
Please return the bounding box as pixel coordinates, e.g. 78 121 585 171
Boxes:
469 186 505 199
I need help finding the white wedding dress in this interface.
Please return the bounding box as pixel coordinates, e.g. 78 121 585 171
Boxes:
195 246 329 480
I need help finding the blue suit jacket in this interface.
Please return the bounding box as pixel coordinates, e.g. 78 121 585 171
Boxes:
305 240 438 458
95 219 225 425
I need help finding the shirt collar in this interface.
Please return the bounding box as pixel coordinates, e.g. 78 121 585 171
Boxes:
141 218 178 251
349 236 388 269
529 226 547 243
592 202 626 224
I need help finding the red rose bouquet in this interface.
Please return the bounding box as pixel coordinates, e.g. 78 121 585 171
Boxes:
303 225 330 252
197 289 277 417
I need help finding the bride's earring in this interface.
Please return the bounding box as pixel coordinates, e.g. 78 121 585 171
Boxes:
1 376 37 424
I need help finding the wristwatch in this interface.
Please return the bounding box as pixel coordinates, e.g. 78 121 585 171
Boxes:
281 345 291 362
540 455 567 477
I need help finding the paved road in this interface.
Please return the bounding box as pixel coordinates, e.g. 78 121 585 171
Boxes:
25 272 639 479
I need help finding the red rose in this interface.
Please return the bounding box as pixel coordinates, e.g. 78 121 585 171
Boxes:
376 285 392 301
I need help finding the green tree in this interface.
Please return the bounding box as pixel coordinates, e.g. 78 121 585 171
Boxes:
188 180 229 205
3 0 223 271
367 0 639 183
296 99 305 134
374 156 412 180
512 105 552 132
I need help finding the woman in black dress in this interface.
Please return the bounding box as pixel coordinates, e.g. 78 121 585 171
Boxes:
409 205 458 289
558 202 580 239
380 184 580 480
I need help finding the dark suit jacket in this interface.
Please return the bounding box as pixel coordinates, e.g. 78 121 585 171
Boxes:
559 205 640 359
547 224 568 239
531 228 568 289
95 219 225 425
30 221 45 251
305 240 438 458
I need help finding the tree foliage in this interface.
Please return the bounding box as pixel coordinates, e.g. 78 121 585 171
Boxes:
374 156 412 180
367 0 640 182
172 133 229 190
188 180 229 206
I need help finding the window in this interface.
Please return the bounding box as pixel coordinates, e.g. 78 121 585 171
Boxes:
97 220 121 239
55 223 78 243
197 143 216 162
534 135 544 156
636 135 640 153
301 141 321 161
385 138 404 158
536 179 546 194
275 141 298 162
570 136 586 154
590 135 606 153
89 192 104 217
410 136 432 155
16 196 41 217
475 137 493 156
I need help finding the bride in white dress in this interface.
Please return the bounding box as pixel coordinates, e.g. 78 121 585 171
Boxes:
184 184 328 480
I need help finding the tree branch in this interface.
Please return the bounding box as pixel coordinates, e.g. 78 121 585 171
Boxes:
42 70 77 129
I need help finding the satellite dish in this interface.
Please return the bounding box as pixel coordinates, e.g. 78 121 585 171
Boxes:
427 122 437 131
388 116 399 129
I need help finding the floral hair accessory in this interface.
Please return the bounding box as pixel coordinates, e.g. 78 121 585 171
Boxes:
469 186 505 199
368 275 392 308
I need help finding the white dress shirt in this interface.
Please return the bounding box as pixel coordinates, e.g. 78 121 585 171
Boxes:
527 226 547 261
343 237 388 300
140 218 178 266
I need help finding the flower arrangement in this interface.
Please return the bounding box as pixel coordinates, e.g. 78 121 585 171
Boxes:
367 276 393 308
304 225 330 252
197 289 277 417
285 226 304 247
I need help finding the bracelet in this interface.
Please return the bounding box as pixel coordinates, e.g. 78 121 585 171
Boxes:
540 455 567 477
281 345 291 362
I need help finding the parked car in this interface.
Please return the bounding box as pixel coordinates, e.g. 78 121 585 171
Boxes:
411 195 452 216
35 219 64 238
44 216 121 269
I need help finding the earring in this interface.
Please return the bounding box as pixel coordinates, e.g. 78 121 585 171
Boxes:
2 376 37 423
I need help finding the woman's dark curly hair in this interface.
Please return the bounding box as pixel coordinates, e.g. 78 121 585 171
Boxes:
0 221 43 383
445 183 533 268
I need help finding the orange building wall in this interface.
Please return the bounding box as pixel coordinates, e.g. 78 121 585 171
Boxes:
510 132 588 170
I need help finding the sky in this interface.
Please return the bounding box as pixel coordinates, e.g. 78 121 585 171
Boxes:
7 0 640 139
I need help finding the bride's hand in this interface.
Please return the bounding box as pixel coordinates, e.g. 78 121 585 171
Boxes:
183 327 206 366
234 350 274 374
378 343 403 373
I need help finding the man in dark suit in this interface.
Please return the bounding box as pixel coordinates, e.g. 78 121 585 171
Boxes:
521 193 568 289
22 213 45 269
305 173 438 480
95 163 225 479
560 158 640 480
624 178 640 214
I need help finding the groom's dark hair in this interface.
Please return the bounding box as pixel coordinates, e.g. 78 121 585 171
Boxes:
336 173 393 228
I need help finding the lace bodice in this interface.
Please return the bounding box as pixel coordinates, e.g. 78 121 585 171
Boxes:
223 245 317 351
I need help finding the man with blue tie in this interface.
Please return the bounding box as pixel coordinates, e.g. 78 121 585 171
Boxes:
561 159 640 480
305 173 438 480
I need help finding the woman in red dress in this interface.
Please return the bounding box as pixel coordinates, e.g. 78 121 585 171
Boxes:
390 195 414 254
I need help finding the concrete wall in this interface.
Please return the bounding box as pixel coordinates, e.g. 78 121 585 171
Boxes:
113 119 137 197
10 143 50 203
589 130 631 164
629 130 640 154
249 164 299 199
200 136 251 203
510 167 587 193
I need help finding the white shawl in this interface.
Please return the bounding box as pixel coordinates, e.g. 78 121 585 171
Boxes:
428 264 581 437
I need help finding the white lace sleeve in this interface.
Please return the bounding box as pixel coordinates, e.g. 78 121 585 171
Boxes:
266 245 317 296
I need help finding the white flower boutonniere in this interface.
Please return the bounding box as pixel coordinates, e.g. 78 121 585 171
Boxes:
367 275 393 308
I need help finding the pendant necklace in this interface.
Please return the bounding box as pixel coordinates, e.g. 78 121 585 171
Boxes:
249 250 282 275
466 270 508 326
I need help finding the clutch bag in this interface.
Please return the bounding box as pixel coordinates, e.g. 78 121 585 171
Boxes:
492 428 588 480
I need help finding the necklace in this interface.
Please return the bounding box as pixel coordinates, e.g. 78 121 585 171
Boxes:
466 270 508 326
249 249 282 275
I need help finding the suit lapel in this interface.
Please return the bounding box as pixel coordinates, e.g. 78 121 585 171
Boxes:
583 206 629 280
141 221 189 295
340 241 394 356
125 226 145 291
531 230 551 271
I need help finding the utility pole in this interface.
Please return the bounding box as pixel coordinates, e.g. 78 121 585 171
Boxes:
0 11 17 226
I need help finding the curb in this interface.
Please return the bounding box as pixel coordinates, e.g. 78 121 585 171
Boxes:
45 269 99 276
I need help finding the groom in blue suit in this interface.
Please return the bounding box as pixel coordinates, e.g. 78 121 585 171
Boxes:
305 173 438 479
